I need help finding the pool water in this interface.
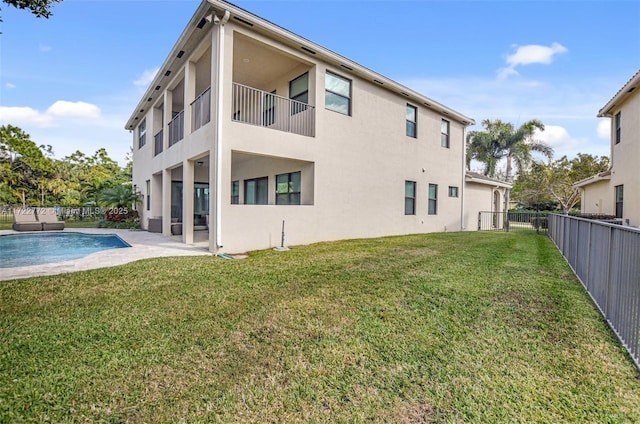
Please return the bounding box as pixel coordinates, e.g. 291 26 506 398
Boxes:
0 233 131 268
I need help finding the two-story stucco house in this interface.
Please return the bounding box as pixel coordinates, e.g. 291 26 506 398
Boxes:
575 69 639 227
127 0 505 253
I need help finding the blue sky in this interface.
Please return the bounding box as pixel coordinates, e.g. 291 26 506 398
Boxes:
1 0 639 168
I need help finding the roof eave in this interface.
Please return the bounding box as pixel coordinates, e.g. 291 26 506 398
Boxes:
597 69 640 118
125 0 476 130
125 1 214 130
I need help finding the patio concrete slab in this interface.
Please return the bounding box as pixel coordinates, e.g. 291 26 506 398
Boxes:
0 228 213 281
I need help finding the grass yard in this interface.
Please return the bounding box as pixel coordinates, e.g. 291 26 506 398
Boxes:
1 232 638 422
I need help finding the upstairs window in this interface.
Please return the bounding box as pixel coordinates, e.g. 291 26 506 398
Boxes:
244 177 268 205
405 181 416 215
138 119 147 148
615 112 621 144
290 73 309 115
441 119 450 148
615 184 623 218
448 186 459 198
325 71 351 115
276 171 301 205
428 184 438 215
406 104 417 138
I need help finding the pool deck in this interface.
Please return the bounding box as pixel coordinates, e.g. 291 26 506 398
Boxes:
0 228 213 281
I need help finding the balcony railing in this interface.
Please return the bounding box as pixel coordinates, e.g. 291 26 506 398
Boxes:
154 130 163 156
191 87 211 132
232 82 315 137
168 110 184 147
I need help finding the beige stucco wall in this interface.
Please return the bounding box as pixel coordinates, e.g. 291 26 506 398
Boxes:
132 19 478 253
581 86 639 226
463 183 505 231
580 179 612 216
609 90 639 226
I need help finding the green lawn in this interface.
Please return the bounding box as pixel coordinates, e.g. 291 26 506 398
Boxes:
1 232 638 422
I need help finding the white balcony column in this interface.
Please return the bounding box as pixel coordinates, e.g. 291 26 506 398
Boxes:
162 168 172 236
208 150 217 253
182 159 195 245
163 90 173 149
151 173 162 217
184 60 196 135
211 10 229 251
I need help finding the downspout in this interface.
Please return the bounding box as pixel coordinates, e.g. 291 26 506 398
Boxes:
213 8 230 249
460 126 467 230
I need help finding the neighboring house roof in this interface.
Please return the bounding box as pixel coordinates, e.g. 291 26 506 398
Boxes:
126 0 475 130
573 169 612 189
465 171 512 189
597 69 640 117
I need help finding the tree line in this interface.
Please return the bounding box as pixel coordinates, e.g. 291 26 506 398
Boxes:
0 125 139 209
467 119 610 213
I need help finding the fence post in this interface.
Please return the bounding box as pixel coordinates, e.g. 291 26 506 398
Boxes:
477 212 481 231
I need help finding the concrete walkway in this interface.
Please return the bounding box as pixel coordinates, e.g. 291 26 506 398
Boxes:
0 228 213 281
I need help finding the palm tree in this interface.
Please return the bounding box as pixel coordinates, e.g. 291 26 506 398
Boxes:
467 119 554 209
98 185 142 209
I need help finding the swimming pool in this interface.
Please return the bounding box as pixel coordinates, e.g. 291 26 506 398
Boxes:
0 232 131 268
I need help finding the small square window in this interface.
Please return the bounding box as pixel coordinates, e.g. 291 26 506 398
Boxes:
448 186 459 198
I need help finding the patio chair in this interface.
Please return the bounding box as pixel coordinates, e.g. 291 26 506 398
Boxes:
12 208 42 232
39 207 65 231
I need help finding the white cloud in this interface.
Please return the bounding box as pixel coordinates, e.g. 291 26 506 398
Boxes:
498 42 568 79
134 68 159 87
506 42 568 67
596 120 610 139
0 106 54 127
496 66 519 81
47 100 101 119
535 125 581 156
39 44 52 52
0 101 102 128
5 82 16 89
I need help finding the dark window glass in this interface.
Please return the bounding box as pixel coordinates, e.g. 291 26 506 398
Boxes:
231 180 239 204
276 171 301 205
428 184 438 215
406 105 417 138
615 184 623 218
405 181 416 215
325 71 351 115
441 119 450 148
244 177 268 205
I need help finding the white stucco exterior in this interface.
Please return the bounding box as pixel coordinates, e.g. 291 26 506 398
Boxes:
128 0 503 253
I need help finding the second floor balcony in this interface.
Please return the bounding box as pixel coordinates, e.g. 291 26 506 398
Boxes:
232 83 315 137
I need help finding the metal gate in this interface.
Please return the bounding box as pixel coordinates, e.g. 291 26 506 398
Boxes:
478 211 548 234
